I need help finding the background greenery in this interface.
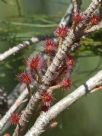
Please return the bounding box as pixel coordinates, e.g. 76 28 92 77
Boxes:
0 0 102 136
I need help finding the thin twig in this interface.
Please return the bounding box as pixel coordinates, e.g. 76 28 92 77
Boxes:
0 37 38 62
0 88 28 134
72 0 78 13
47 83 63 93
84 21 102 34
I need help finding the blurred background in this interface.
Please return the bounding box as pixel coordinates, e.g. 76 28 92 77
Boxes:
0 0 102 135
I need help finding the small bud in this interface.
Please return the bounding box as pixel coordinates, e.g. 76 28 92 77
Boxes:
50 121 58 128
62 79 72 88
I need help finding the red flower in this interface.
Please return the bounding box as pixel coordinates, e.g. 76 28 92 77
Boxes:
27 55 42 70
17 72 32 85
90 15 100 25
10 113 20 125
41 91 53 106
66 56 75 67
62 79 72 88
54 25 68 39
45 39 56 55
73 13 83 24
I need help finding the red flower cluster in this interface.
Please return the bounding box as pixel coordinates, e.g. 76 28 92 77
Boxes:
41 91 53 106
54 25 68 39
62 79 72 88
45 39 56 55
10 113 20 125
17 72 32 85
73 13 83 24
27 55 42 71
90 15 100 25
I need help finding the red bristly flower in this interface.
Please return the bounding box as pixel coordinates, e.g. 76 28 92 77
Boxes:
41 91 53 106
27 55 41 70
10 113 20 125
17 72 32 85
54 25 68 39
62 79 72 88
90 15 100 25
66 55 75 67
45 39 56 55
73 13 84 24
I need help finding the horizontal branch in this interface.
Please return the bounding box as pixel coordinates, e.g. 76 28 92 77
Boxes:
0 37 41 62
25 70 102 136
0 37 39 62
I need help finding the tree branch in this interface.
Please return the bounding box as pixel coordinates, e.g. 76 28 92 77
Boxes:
25 70 102 136
0 37 42 62
12 3 74 135
0 87 28 134
13 0 101 135
42 0 101 90
0 3 73 62
84 21 102 34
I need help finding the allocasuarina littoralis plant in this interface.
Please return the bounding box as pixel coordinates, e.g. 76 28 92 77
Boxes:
0 1 102 136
